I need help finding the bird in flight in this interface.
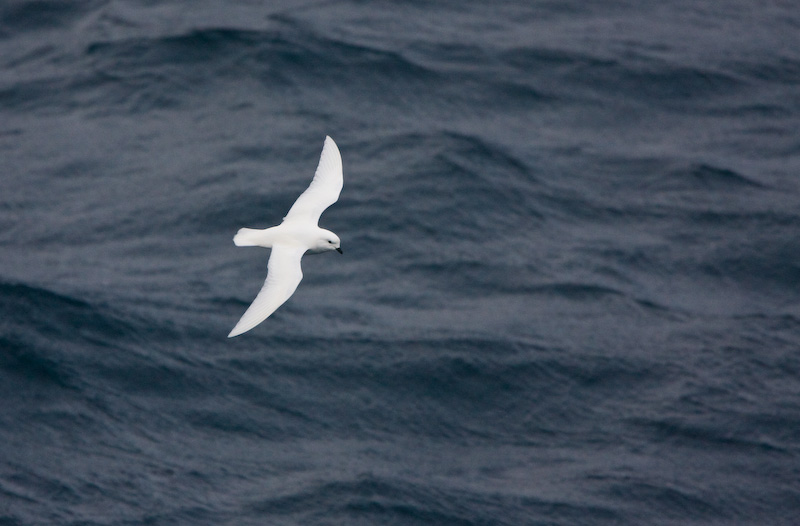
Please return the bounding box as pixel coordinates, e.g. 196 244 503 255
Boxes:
228 136 343 338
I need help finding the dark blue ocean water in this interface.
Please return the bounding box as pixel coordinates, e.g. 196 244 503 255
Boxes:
2 1 799 524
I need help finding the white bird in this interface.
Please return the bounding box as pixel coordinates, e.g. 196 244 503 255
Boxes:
228 136 343 338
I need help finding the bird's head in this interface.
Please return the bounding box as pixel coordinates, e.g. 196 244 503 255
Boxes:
316 229 342 254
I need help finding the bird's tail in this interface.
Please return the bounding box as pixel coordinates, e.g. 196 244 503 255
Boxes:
233 228 264 247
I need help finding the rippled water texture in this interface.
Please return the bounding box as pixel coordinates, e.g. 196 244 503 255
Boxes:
2 1 799 524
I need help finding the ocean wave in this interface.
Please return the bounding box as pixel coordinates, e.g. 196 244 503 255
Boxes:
250 472 619 525
0 281 125 339
2 17 440 115
501 45 744 105
0 335 73 390
0 280 183 348
0 0 101 37
353 131 540 243
82 23 435 113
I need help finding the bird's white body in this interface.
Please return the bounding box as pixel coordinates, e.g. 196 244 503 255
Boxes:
233 223 339 253
228 136 343 338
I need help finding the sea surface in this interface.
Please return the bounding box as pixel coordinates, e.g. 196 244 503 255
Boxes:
1 1 799 524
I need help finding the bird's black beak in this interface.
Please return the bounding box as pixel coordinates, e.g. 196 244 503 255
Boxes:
336 247 343 254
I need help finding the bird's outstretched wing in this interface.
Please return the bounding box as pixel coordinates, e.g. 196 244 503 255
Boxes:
283 136 343 225
228 245 306 337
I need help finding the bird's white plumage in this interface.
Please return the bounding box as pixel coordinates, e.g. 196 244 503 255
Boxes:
227 245 305 338
228 136 343 338
283 136 343 225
